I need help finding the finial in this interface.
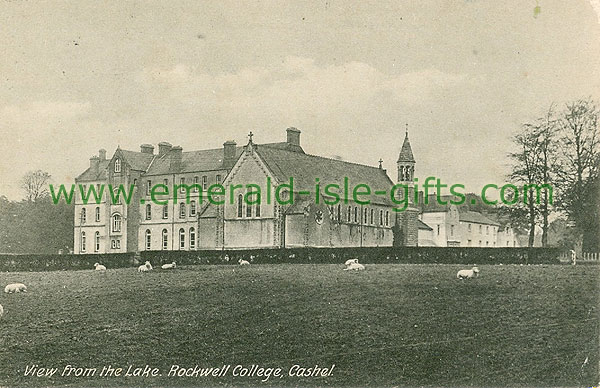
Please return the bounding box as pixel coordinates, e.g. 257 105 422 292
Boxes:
405 123 409 137
248 131 254 143
378 158 383 169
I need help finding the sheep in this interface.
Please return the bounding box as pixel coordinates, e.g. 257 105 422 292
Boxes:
94 263 107 271
343 262 365 271
161 262 176 270
457 266 479 279
344 259 359 266
4 283 27 293
238 259 250 266
138 261 152 272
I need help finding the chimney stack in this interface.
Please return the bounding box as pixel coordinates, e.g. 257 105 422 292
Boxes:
170 145 183 171
140 144 154 154
98 149 107 161
90 156 100 173
286 127 301 146
158 142 172 157
223 140 237 169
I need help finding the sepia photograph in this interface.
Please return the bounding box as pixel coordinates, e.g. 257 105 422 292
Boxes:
0 1 598 387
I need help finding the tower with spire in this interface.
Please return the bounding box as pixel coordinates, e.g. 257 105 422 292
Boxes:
394 124 418 246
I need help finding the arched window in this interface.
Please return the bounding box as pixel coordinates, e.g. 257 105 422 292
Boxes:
237 194 243 218
146 204 151 220
112 214 122 232
81 208 86 224
354 207 358 223
179 228 185 250
337 204 341 221
370 209 374 225
246 198 252 217
114 159 121 172
385 211 389 226
189 227 196 249
162 229 168 250
255 202 261 217
190 200 196 216
179 203 186 219
379 210 383 226
95 207 100 222
81 231 86 252
94 231 100 252
163 205 168 219
363 208 368 224
347 206 351 222
145 229 151 250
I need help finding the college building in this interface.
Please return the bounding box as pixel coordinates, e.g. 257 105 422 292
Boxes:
73 128 419 253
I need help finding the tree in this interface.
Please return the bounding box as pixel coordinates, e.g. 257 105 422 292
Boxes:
555 99 600 252
20 170 51 202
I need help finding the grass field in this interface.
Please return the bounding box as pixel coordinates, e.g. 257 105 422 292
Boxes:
0 264 598 387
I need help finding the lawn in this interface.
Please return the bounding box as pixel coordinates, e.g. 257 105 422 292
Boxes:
0 264 597 387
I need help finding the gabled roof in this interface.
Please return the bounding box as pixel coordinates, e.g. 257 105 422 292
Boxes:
459 210 500 226
256 144 396 206
397 132 415 163
119 150 156 171
76 160 111 181
145 146 244 175
418 219 433 230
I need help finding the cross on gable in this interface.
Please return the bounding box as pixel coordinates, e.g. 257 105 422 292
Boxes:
248 131 254 143
378 158 383 169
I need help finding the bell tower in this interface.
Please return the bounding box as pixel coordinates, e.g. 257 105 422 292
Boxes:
394 124 418 246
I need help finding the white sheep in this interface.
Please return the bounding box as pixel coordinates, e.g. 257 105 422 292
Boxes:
138 261 152 272
344 259 359 266
94 263 107 271
4 283 27 293
238 259 250 266
161 262 176 270
344 262 365 271
457 266 479 279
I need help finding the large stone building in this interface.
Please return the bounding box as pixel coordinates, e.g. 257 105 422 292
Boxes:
73 128 419 253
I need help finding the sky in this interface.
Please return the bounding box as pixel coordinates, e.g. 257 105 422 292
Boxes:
0 0 599 200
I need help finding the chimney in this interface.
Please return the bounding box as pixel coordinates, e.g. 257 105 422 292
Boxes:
223 140 237 169
286 127 301 146
140 144 154 154
158 141 172 157
90 156 100 173
98 149 107 161
170 145 183 171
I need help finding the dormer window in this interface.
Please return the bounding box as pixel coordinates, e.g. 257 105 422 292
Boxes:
114 159 121 173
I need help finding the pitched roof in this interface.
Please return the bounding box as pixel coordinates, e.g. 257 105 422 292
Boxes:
119 150 156 171
397 132 415 163
256 144 396 206
76 160 111 181
145 146 244 175
418 219 433 230
459 210 500 226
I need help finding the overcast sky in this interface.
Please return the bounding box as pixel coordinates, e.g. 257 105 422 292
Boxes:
1 0 599 200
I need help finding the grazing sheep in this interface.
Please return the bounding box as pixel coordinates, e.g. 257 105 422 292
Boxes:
457 266 479 279
144 261 153 270
161 262 176 270
238 259 250 266
138 261 152 272
344 259 359 266
94 263 107 271
4 283 27 293
344 262 365 271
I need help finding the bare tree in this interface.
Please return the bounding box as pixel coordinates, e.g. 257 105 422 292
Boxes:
20 170 51 202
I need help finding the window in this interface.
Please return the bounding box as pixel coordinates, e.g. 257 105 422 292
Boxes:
112 214 122 232
146 180 152 195
111 240 116 249
180 177 185 193
163 178 168 187
145 229 151 250
202 176 208 191
194 176 199 192
385 211 389 226
437 225 440 236
81 231 86 252
114 159 121 173
115 240 120 249
370 209 374 225
81 208 86 224
113 188 120 204
94 232 100 252
486 241 489 246
337 205 341 221
179 228 185 250
354 207 358 223
179 203 186 219
479 225 482 234
190 200 196 216
162 229 168 250
363 208 368 224
486 226 489 235
479 240 482 246
146 204 151 220
347 206 351 222
246 199 252 217
468 239 472 246
468 223 472 232
82 184 87 195
256 202 261 217
162 205 168 219
189 228 196 249
451 225 455 236
379 210 383 226
95 207 100 222
216 174 222 184
238 194 243 218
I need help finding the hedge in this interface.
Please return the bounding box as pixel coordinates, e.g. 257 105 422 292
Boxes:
0 247 563 272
